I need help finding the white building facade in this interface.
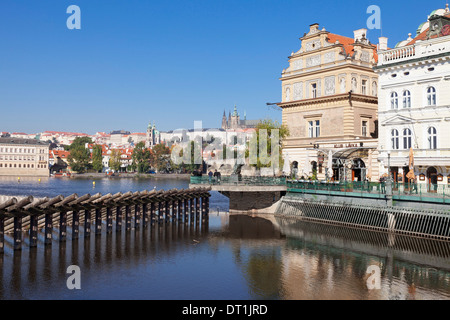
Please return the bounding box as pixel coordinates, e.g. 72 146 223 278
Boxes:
375 8 450 188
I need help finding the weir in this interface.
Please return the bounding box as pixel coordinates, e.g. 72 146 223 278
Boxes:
276 194 450 241
0 187 211 253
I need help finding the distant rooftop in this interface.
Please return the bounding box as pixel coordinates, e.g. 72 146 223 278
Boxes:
0 137 49 146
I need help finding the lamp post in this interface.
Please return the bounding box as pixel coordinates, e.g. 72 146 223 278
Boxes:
386 151 393 206
387 151 391 181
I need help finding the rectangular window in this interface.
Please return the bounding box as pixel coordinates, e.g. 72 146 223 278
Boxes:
361 80 367 95
308 120 321 138
362 121 368 137
311 83 317 98
308 121 314 138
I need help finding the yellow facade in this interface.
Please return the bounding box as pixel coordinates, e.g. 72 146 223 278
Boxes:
279 24 380 181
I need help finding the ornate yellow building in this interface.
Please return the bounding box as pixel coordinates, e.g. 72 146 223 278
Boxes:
279 23 380 182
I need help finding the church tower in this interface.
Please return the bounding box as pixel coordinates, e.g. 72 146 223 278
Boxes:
221 110 228 129
145 122 155 148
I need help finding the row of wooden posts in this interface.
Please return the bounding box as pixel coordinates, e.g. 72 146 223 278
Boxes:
0 187 212 253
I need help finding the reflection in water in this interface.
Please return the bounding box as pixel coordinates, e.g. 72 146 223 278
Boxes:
0 211 449 300
223 215 450 300
0 220 209 300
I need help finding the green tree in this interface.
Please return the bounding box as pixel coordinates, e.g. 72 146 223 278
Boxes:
246 119 290 169
92 145 103 172
109 149 122 172
67 137 93 173
132 142 151 173
151 143 171 172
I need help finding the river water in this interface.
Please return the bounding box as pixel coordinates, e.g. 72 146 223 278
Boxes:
0 176 449 300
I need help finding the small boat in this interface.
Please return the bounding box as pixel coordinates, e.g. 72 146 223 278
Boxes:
52 172 71 178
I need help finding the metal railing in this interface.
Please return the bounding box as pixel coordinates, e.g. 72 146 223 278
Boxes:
287 180 450 204
190 176 287 186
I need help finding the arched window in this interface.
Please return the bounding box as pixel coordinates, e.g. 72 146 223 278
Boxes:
428 127 437 149
403 90 411 108
403 128 412 149
391 129 399 150
351 77 357 92
427 87 436 106
390 92 398 109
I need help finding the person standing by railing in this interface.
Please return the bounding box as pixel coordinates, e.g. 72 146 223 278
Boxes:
214 170 221 183
380 176 386 193
208 170 213 184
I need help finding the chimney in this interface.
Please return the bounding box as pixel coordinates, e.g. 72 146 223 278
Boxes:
354 28 368 42
378 37 388 51
309 23 320 33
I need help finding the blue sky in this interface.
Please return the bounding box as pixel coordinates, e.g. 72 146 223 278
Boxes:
0 0 447 134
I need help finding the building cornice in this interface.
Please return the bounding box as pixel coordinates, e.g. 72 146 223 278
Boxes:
279 93 378 109
281 62 376 81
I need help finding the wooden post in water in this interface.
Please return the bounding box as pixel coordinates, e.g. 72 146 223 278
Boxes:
134 203 141 229
116 206 123 232
72 211 80 239
201 197 207 221
165 200 171 223
60 211 68 242
45 212 53 245
0 198 18 253
178 200 183 221
158 201 164 224
184 199 188 223
190 198 195 224
125 205 132 231
171 199 178 222
84 209 92 237
29 215 39 247
142 203 148 228
150 202 155 225
195 197 200 223
95 207 102 235
106 207 113 233
13 215 22 251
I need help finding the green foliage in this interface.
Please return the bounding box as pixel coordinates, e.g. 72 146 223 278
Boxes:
109 149 122 172
246 119 290 169
67 137 94 173
169 141 201 173
92 145 103 173
151 143 171 172
132 142 152 173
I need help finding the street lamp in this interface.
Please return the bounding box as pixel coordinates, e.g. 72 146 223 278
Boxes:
387 151 391 181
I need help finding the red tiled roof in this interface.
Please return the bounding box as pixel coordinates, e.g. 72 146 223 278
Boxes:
327 33 378 63
49 150 70 159
43 131 90 136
